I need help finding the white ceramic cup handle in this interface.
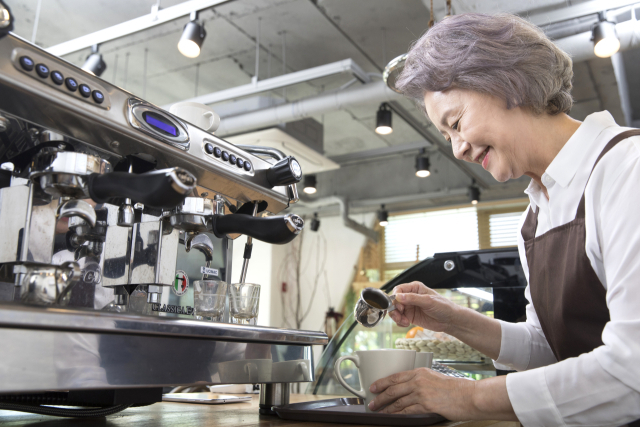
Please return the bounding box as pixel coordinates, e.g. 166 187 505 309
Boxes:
334 355 365 399
298 361 311 382
203 111 214 127
245 362 258 383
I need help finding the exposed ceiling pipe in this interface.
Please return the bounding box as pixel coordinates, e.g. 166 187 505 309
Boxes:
216 20 640 137
215 80 402 136
555 19 640 62
297 196 379 242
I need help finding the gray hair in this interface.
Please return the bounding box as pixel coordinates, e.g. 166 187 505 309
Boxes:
396 13 573 115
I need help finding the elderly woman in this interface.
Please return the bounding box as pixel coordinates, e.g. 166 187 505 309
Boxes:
367 13 640 427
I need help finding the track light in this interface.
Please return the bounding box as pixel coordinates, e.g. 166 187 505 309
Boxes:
82 44 106 77
178 11 206 58
415 149 430 178
310 213 320 232
592 13 620 58
375 103 393 135
303 175 317 194
378 204 389 227
468 182 480 205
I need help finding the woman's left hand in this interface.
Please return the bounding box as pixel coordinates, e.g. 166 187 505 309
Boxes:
367 368 475 419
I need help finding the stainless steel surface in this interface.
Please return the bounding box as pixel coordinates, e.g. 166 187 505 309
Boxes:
0 4 10 29
58 199 97 227
354 287 396 328
127 98 190 151
239 202 259 283
15 262 81 305
0 185 29 263
117 203 135 227
0 303 328 344
260 383 291 413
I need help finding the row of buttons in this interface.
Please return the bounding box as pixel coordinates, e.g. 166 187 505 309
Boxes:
204 143 252 172
19 55 104 104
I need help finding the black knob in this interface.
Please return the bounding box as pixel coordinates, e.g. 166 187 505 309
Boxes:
88 167 196 209
204 143 214 154
266 156 302 187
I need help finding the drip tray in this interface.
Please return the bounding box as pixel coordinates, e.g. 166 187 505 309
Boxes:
275 397 446 426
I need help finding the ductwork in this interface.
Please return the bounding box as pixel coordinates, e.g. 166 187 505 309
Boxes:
297 196 379 243
555 19 640 62
215 19 640 138
216 80 402 137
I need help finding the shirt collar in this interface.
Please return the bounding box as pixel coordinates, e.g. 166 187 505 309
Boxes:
544 111 618 188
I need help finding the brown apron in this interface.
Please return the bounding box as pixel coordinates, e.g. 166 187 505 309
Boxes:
521 129 640 425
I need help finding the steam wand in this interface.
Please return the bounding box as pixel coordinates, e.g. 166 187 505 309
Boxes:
239 202 260 283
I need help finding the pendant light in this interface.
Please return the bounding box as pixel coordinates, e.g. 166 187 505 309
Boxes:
468 181 480 205
592 12 620 58
178 11 206 58
303 175 317 194
415 148 430 178
82 44 107 77
375 103 393 135
378 204 389 227
310 212 320 232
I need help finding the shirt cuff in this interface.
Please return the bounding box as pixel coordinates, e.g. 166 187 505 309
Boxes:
494 320 532 371
506 369 565 427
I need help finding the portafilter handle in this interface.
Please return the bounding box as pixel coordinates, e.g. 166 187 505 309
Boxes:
210 213 304 244
87 167 196 210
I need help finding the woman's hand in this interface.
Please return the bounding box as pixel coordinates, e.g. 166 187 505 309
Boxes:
389 281 503 360
368 369 517 421
390 281 460 333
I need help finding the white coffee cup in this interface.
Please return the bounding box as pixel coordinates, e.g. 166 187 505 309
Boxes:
415 352 433 369
169 101 220 133
218 359 272 383
334 349 416 413
272 359 311 382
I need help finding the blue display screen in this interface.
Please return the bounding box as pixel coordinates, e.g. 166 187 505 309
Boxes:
143 112 177 136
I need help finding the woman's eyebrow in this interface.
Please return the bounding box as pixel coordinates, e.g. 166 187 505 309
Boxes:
439 108 454 127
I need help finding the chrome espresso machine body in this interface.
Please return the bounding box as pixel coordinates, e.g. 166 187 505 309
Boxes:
0 18 325 414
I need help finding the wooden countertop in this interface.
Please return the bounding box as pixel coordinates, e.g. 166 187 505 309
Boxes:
0 394 520 427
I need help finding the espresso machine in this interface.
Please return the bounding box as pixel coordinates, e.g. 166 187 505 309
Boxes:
0 6 325 418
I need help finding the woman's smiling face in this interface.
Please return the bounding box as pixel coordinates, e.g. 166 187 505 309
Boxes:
424 88 532 183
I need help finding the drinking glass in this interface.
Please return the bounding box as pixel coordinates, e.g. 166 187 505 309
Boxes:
193 280 227 322
229 283 260 325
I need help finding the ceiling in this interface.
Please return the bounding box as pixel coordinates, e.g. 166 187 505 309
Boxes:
7 0 640 211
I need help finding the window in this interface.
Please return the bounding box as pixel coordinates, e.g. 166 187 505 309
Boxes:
384 207 479 268
489 211 523 247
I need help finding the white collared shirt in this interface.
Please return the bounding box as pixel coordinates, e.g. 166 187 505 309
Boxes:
494 111 640 427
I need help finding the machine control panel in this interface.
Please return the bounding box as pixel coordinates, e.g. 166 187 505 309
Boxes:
202 139 253 175
11 48 110 110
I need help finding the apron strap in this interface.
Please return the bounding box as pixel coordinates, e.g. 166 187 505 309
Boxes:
576 129 640 219
521 205 539 241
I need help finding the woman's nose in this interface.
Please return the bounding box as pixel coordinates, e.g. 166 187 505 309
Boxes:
452 137 471 161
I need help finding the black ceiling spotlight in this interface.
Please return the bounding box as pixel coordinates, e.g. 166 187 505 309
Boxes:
415 148 430 178
468 180 480 205
310 212 320 232
82 44 107 77
592 12 620 58
378 204 389 227
178 11 206 58
375 103 393 135
303 174 317 195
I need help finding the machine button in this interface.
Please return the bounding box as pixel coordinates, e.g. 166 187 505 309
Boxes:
229 154 237 165
79 84 91 98
19 56 34 71
221 151 229 161
236 158 244 168
213 147 222 158
244 161 252 172
204 143 214 154
50 71 64 85
35 63 49 78
65 77 78 92
92 90 105 104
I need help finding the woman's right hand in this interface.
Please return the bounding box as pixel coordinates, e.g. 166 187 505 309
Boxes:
390 281 461 333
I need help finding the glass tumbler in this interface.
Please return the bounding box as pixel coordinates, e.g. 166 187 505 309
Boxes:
229 283 260 325
193 280 228 322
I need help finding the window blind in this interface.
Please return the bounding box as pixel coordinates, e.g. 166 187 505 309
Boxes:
489 211 523 248
384 207 479 264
